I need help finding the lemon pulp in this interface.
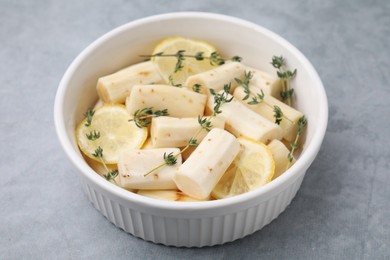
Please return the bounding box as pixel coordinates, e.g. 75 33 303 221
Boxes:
212 136 275 199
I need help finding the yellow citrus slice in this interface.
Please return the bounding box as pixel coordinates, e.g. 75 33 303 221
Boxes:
76 104 147 164
212 136 275 199
152 36 218 85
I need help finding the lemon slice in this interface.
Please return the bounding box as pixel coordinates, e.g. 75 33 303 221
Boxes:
76 104 147 164
152 36 218 85
212 136 275 199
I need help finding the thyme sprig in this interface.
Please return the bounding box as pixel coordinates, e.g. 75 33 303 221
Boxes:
92 145 119 183
141 50 242 68
129 107 169 128
235 71 253 99
82 109 118 183
210 83 234 115
271 56 297 106
287 116 307 169
143 85 233 177
236 71 293 125
236 71 264 105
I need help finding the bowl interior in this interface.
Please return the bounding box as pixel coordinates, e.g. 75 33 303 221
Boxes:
55 12 327 211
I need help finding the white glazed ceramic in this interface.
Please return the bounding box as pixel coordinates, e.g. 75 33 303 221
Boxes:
54 12 328 247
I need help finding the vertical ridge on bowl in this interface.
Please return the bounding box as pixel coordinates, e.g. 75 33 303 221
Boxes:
111 201 125 231
233 210 244 240
131 209 144 239
151 214 166 245
199 218 210 246
212 215 221 244
222 212 234 244
104 195 115 223
242 207 254 238
139 212 150 241
124 207 136 235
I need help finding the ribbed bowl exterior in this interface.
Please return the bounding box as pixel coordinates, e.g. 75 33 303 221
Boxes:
79 172 305 247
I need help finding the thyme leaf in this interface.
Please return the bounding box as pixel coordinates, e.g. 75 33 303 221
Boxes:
287 116 307 167
168 75 183 87
188 137 198 147
103 170 119 181
84 108 95 127
129 107 169 128
174 50 185 73
198 116 213 132
192 83 202 93
86 130 100 141
273 105 283 125
271 55 297 106
163 152 177 166
92 146 103 158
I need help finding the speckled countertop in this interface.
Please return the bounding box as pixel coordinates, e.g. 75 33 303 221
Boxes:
1 0 389 259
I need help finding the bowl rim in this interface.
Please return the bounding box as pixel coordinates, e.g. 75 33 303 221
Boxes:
54 11 328 212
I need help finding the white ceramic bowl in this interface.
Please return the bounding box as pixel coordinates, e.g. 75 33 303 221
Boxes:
54 12 328 247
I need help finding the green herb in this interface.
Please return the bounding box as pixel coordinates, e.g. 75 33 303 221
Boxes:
86 130 100 141
235 71 253 101
163 152 177 166
168 75 183 88
143 150 182 177
92 146 103 158
192 83 202 93
280 88 294 101
208 52 225 66
287 116 307 169
174 50 186 72
230 56 242 62
271 56 297 106
103 170 119 181
210 83 233 115
141 50 241 68
84 108 95 127
188 137 198 147
91 146 118 183
198 115 213 131
273 106 283 125
248 89 265 105
81 109 118 183
129 107 169 128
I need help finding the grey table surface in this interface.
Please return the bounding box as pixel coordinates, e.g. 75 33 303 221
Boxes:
1 0 389 259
